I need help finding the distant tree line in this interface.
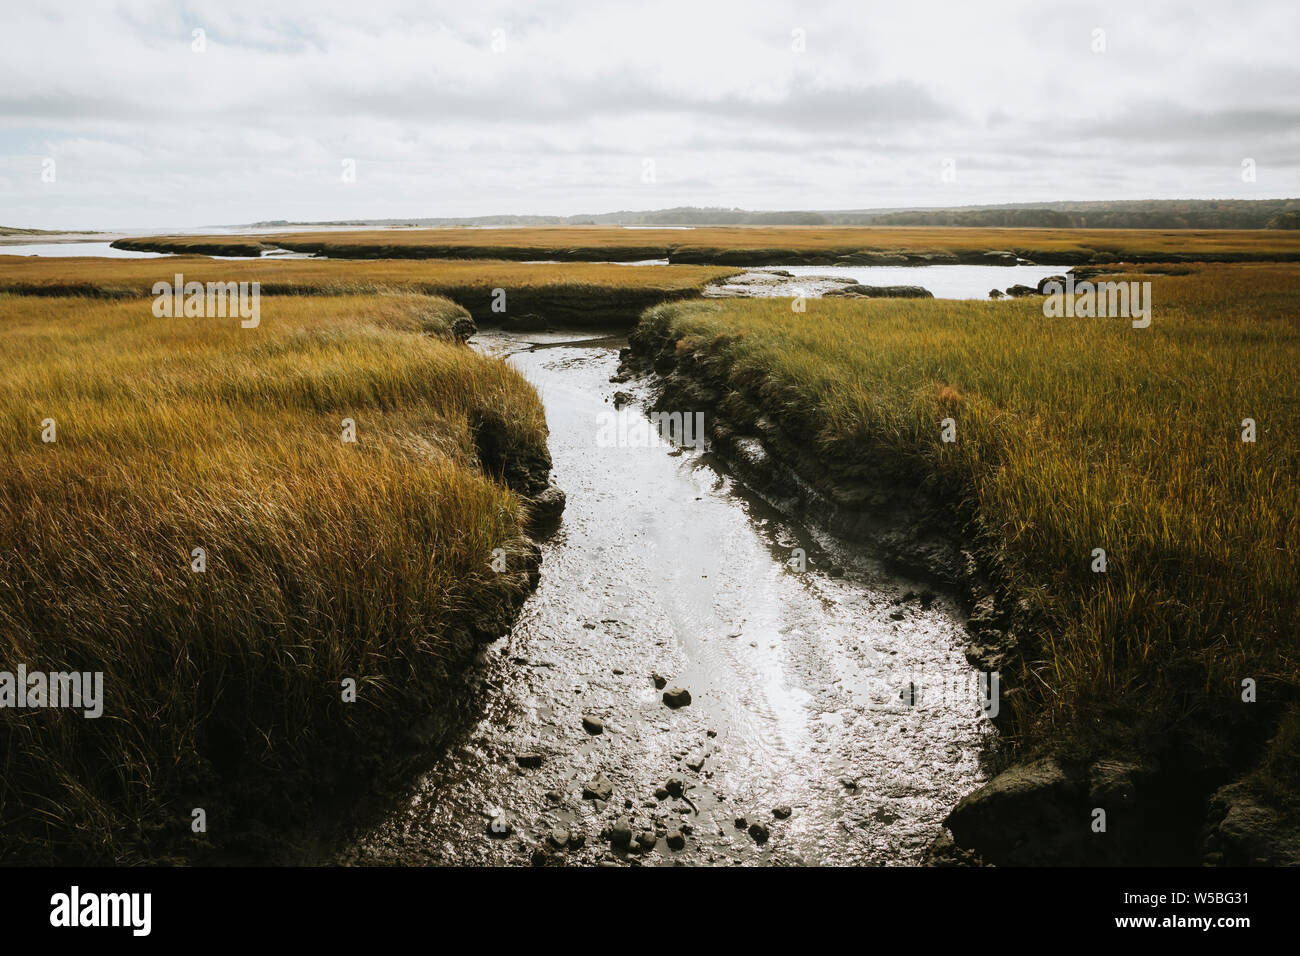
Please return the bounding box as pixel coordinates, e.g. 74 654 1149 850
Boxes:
247 199 1300 231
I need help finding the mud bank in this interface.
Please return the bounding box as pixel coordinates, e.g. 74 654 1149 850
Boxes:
467 287 706 328
110 235 1300 267
621 318 1260 866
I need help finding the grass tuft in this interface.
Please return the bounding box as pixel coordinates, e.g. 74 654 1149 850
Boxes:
0 292 549 862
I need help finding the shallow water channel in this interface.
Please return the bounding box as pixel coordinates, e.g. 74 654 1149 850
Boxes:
336 330 993 866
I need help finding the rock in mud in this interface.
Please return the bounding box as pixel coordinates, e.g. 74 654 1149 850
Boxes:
666 831 686 851
1202 779 1300 866
662 687 692 708
547 828 570 849
773 806 793 819
748 821 770 844
526 485 566 534
943 758 1091 866
583 776 614 801
515 752 543 769
582 715 604 735
652 673 667 689
636 831 657 851
610 818 633 848
665 777 686 798
824 284 933 299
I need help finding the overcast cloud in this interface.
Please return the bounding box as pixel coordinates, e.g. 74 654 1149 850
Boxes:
1 0 1297 229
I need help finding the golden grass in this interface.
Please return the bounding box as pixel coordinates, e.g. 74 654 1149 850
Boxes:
0 255 736 326
636 263 1300 768
0 292 548 861
111 226 1300 263
0 254 733 297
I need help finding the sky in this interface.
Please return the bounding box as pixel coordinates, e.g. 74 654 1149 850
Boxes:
1 0 1297 230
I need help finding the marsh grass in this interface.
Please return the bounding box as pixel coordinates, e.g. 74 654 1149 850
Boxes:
0 292 548 861
639 263 1300 779
0 255 736 328
0 254 733 299
110 226 1300 264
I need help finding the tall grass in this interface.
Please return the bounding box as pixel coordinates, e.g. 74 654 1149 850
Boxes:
637 263 1300 779
0 293 549 862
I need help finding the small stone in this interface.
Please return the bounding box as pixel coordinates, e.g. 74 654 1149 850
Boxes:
637 831 657 850
568 832 586 849
612 668 624 675
545 790 563 803
748 821 770 844
773 806 793 819
662 687 692 708
652 673 667 689
516 753 543 769
666 831 686 850
685 753 706 772
582 715 604 735
582 776 613 801
610 818 633 848
734 815 748 830
665 777 686 798
547 828 569 849
654 787 670 800
889 610 905 620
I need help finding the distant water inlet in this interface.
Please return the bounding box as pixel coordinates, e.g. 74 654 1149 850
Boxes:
708 264 1074 300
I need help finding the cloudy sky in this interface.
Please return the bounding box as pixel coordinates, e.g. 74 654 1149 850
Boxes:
2 0 1297 230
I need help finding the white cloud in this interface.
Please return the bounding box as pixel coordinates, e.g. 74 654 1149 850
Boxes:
0 0 1296 228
